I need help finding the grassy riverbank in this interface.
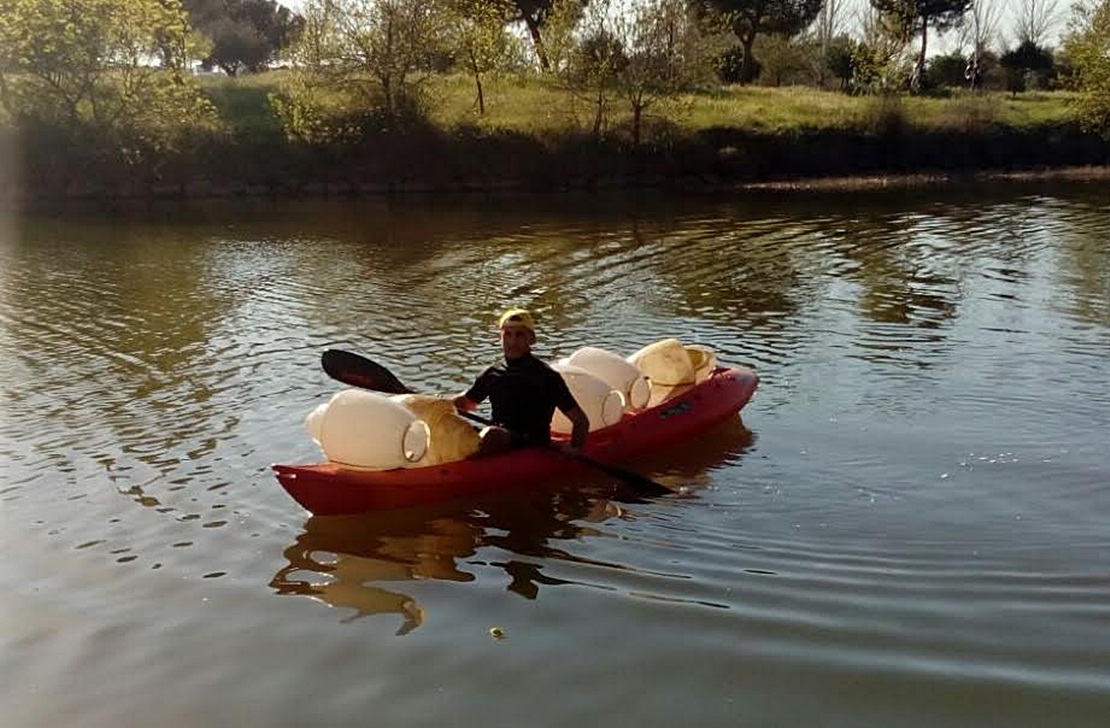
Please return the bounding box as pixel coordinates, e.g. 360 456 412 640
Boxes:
207 72 1080 138
7 73 1110 203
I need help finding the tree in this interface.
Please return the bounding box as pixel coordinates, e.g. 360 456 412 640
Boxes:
701 0 825 84
0 0 218 151
185 0 304 75
612 0 725 143
1062 0 1110 134
813 0 845 86
849 1 916 93
1014 0 1060 46
999 38 1054 93
926 51 968 87
755 33 817 85
824 33 862 90
869 0 971 92
561 4 624 138
957 0 1003 89
444 0 520 114
272 0 448 139
562 0 724 144
509 0 587 70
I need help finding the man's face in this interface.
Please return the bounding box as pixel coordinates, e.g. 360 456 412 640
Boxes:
500 324 534 360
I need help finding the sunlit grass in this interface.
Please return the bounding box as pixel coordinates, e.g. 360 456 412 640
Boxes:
198 73 287 138
426 73 574 133
200 71 1081 137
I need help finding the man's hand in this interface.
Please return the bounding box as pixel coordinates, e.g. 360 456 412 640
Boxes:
557 440 583 457
562 404 589 456
452 394 477 413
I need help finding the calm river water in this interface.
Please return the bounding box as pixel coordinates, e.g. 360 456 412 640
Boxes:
2 185 1109 728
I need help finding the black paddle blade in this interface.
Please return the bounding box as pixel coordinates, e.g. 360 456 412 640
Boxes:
320 349 414 395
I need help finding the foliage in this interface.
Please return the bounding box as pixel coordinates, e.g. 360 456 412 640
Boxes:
824 34 863 91
1061 0 1110 135
715 45 750 83
443 0 524 114
999 39 1056 94
0 0 220 170
926 52 968 88
271 0 448 141
184 0 304 76
869 0 971 91
850 39 915 94
700 0 825 84
755 34 820 87
561 0 727 144
509 0 588 70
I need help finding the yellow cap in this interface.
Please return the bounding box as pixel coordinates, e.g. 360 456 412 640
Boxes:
498 308 535 332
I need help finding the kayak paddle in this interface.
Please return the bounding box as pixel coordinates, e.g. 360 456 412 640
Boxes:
321 348 415 395
319 348 672 496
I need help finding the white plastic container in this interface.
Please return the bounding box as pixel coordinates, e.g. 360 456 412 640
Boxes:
566 346 651 410
627 338 696 386
550 362 624 434
304 402 329 445
309 389 429 469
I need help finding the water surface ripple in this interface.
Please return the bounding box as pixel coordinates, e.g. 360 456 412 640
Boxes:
2 187 1109 728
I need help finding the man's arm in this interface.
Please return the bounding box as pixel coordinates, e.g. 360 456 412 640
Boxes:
455 370 491 413
561 404 589 454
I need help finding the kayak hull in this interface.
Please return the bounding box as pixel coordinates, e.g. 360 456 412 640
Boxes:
273 366 758 515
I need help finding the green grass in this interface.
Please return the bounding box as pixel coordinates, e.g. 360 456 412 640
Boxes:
200 70 1081 138
198 73 288 139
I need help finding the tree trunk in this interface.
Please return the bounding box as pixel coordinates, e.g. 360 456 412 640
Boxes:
740 35 758 85
593 86 604 140
469 52 485 115
912 20 928 93
524 16 549 72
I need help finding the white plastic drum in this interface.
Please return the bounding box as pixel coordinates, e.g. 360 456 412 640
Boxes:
550 363 624 433
627 338 696 386
312 389 429 469
566 346 651 410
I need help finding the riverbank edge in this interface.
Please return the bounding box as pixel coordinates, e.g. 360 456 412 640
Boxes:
4 123 1110 207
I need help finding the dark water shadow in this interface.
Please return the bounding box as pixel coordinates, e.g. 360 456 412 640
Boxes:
269 418 756 635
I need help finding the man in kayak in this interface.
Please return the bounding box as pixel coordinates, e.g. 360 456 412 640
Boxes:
453 308 590 457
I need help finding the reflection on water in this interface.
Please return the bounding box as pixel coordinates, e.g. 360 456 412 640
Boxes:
3 185 1110 728
271 419 755 634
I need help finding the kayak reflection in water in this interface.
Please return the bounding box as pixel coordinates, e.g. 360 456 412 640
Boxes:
269 485 625 635
453 308 589 458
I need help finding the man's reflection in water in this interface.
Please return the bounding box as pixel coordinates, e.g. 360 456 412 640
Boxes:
270 419 753 635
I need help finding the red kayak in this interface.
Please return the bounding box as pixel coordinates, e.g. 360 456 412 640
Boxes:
273 366 758 515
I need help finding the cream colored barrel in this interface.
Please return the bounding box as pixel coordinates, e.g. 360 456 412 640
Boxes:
312 389 430 469
566 346 651 410
392 394 480 466
550 363 624 434
685 344 718 383
627 338 696 386
304 402 329 445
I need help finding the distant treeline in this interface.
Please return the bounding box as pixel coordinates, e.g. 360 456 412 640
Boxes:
2 0 1110 201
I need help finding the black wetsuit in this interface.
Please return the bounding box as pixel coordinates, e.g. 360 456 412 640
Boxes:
463 353 578 447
